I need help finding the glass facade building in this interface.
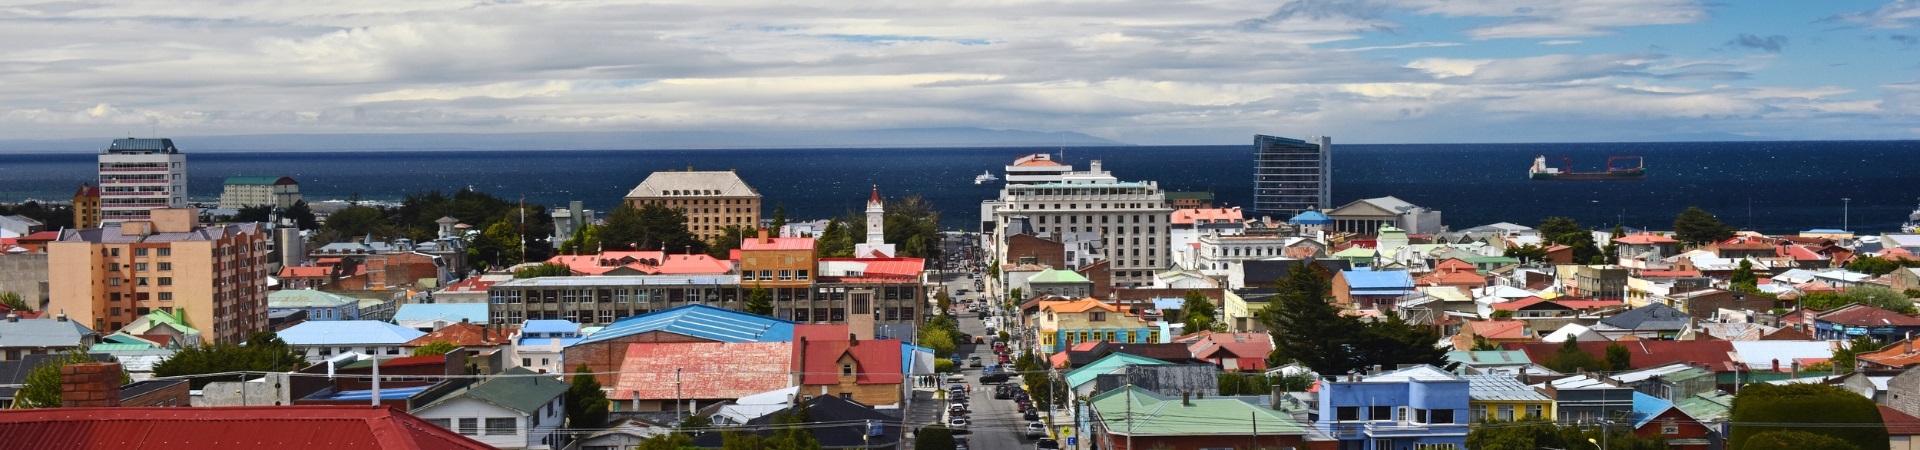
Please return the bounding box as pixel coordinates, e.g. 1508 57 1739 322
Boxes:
1253 134 1331 219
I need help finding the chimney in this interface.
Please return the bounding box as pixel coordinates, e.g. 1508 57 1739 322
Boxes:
60 362 123 407
849 333 858 344
759 228 772 244
1182 391 1191 406
56 311 68 322
1771 358 1780 372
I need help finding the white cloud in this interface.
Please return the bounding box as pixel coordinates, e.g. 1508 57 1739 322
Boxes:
1539 40 1583 45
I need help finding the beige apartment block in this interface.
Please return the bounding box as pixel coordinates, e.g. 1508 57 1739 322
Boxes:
623 169 761 241
47 208 270 344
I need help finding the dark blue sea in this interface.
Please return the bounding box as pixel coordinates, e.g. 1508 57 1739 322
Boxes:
2 141 1916 233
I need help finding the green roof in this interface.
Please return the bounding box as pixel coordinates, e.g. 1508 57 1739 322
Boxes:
1662 367 1715 383
1027 269 1091 285
268 290 361 308
1090 386 1312 436
417 367 568 415
1066 353 1170 387
1673 391 1734 422
91 343 161 351
121 309 199 336
1332 247 1377 258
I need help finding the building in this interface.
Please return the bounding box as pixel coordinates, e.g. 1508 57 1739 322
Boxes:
854 188 896 258
1315 365 1470 450
0 252 49 312
218 176 303 210
562 304 795 392
1004 153 1073 185
550 200 596 248
1033 298 1163 353
410 366 569 450
394 303 490 331
507 319 583 374
623 169 761 241
688 394 904 449
987 159 1173 287
1463 374 1554 422
1331 268 1416 311
267 289 362 321
485 275 740 326
793 324 905 406
0 405 493 449
277 320 429 363
1322 196 1445 236
96 138 188 224
72 184 101 229
1025 268 1093 298
1089 385 1328 450
1253 134 1332 219
1815 303 1920 343
47 208 270 343
0 315 98 361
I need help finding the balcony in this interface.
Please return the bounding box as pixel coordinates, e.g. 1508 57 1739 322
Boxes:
1363 421 1469 438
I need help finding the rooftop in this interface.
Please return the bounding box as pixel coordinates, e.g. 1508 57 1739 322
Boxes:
626 170 759 198
279 321 427 346
268 290 360 309
416 367 567 415
611 341 793 400
0 405 491 449
1463 374 1552 402
1089 386 1312 437
574 304 794 346
392 304 489 325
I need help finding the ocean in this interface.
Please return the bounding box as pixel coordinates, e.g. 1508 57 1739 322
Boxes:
2 141 1916 233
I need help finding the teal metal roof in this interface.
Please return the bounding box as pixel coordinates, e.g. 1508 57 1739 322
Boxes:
1065 352 1170 387
416 367 568 415
1026 269 1090 284
1090 386 1312 436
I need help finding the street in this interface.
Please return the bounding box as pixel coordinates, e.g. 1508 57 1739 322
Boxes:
935 233 1043 449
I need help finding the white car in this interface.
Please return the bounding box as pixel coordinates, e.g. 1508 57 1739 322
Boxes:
1024 421 1047 438
948 418 970 429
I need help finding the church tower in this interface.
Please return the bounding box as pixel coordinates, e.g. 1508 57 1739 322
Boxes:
855 186 896 258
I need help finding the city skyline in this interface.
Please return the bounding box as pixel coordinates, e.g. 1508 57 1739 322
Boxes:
1 1 1917 145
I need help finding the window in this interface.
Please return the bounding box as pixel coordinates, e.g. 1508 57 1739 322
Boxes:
779 270 792 281
1497 404 1514 421
458 418 479 435
135 248 149 256
427 418 452 429
1090 312 1107 321
842 364 855 376
158 277 172 286
158 262 171 271
1471 405 1488 422
1336 407 1360 421
136 263 148 271
1430 409 1454 424
1525 404 1543 419
523 358 532 367
157 248 170 256
797 270 809 280
486 418 516 435
158 292 171 301
1415 445 1459 450
137 277 149 286
1661 422 1679 435
1370 406 1391 421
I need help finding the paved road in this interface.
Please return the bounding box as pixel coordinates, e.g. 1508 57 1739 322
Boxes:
933 234 1038 449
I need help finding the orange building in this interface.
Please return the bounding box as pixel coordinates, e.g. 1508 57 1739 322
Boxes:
623 169 761 241
47 208 270 344
71 184 100 229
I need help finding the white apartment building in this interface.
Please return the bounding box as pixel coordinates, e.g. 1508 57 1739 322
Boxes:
98 138 187 224
988 160 1171 287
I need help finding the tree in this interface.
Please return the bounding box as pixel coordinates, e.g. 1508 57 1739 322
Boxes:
1830 334 1882 374
559 223 601 255
1605 343 1632 371
1731 259 1760 293
1729 383 1886 450
412 341 458 356
154 331 306 389
1503 244 1548 264
1744 430 1862 450
1180 290 1220 334
1604 224 1625 262
1542 339 1606 373
1261 264 1355 374
0 291 31 312
633 432 694 450
883 194 943 260
771 204 788 232
565 365 611 429
706 225 757 259
679 414 712 430
228 204 274 223
1538 217 1583 240
513 262 573 278
919 326 958 359
600 203 705 254
16 350 113 408
1802 285 1916 314
1846 256 1903 277
285 200 321 230
915 425 956 450
745 285 774 316
472 219 523 269
1672 206 1735 246
936 289 952 313
1466 419 1667 450
1470 335 1499 351
816 218 854 258
321 204 391 239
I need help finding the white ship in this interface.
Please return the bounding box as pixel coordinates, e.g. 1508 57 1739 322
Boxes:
973 170 999 184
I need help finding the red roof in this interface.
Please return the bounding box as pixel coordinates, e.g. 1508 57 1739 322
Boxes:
547 251 733 275
792 324 904 386
741 237 816 251
1465 320 1529 339
405 322 515 347
19 231 56 241
1552 299 1625 310
1817 304 1920 327
1638 270 1701 277
1015 159 1064 167
1170 208 1243 225
1884 405 1920 436
1614 233 1679 245
1778 244 1826 261
1178 331 1275 370
280 266 333 278
0 406 491 449
1491 297 1567 311
818 257 925 282
438 277 496 293
1511 340 1739 371
612 342 792 400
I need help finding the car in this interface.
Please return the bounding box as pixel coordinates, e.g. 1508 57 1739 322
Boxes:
945 374 966 383
1035 438 1060 449
1024 421 1048 438
994 388 1013 399
948 417 969 430
1024 410 1040 421
960 333 974 343
979 373 1011 384
967 355 983 365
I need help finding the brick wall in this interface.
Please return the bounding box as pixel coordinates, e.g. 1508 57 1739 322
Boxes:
59 362 122 407
1006 234 1066 268
121 379 191 407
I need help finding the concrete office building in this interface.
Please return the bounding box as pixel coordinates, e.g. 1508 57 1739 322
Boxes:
47 208 270 344
218 176 303 210
97 138 188 224
1253 134 1331 219
988 159 1172 287
623 169 761 241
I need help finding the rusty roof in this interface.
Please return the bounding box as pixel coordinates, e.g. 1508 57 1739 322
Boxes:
405 322 515 347
612 341 793 400
0 406 491 449
1816 304 1920 327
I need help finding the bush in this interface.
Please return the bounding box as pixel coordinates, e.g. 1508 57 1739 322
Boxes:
1743 430 1862 450
1729 383 1886 450
934 359 957 374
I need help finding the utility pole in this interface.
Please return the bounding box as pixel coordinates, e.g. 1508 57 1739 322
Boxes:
1844 197 1852 231
675 367 684 422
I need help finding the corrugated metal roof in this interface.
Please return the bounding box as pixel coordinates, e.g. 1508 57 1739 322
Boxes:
1065 353 1170 387
1090 386 1311 436
392 304 489 324
1463 374 1551 401
279 321 427 345
268 290 361 309
0 318 98 348
492 274 740 288
105 138 177 153
417 367 566 415
612 342 792 400
519 319 580 335
1340 269 1414 289
0 405 491 449
574 304 794 346
627 170 760 198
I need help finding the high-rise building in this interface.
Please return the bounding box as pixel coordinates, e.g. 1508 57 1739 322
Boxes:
988 160 1171 287
72 184 101 229
217 176 303 210
623 169 761 241
97 138 188 224
47 208 269 344
1253 134 1331 219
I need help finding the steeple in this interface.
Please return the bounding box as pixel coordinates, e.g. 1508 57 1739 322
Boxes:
856 186 896 258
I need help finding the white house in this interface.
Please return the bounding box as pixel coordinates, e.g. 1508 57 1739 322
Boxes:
507 319 583 374
277 320 427 363
414 367 571 449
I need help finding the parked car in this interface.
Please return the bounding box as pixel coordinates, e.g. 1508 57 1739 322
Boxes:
1035 438 1060 449
948 417 969 430
1024 421 1048 438
980 373 1011 384
967 356 983 367
1024 410 1040 421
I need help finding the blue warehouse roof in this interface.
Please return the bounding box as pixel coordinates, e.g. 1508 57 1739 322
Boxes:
572 304 795 346
1341 269 1414 290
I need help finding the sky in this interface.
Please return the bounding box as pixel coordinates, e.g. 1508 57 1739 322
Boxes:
3 0 1919 145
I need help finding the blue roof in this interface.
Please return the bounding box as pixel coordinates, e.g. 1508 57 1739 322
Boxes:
521 319 581 334
1288 210 1333 225
902 344 934 375
1341 269 1414 289
1150 298 1186 311
1631 391 1676 428
572 304 795 346
393 303 489 324
279 321 428 345
311 385 432 401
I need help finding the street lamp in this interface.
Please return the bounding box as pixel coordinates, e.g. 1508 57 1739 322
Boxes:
1843 198 1852 231
1588 437 1602 450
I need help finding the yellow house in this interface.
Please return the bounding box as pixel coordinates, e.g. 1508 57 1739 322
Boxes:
1464 374 1554 422
1032 298 1163 353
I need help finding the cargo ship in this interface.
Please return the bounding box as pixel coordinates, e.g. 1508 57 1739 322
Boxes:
1529 155 1645 180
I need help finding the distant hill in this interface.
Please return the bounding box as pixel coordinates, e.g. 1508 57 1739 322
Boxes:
0 127 1128 153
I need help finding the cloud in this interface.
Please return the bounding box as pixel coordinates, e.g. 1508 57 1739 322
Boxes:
1725 34 1788 52
1539 40 1583 45
1333 42 1463 52
1829 0 1920 29
1402 0 1712 39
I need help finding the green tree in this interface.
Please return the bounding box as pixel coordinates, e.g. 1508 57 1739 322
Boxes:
816 219 854 258
771 204 788 232
1803 285 1916 314
411 341 458 356
1466 419 1667 450
321 204 391 239
1731 259 1760 293
1744 430 1862 450
1728 383 1887 450
936 289 952 313
1605 343 1632 371
919 326 958 359
472 219 523 269
513 262 573 278
1181 290 1220 334
1672 206 1735 246
914 425 956 450
1543 339 1606 373
880 194 943 259
745 285 774 316
933 358 957 374
0 291 31 312
228 204 274 223
633 432 694 450
1470 335 1499 351
1830 334 1882 374
566 364 611 429
154 331 306 389
1538 217 1583 240
600 203 705 254
706 225 757 259
1260 264 1355 374
559 223 601 255
1604 224 1625 261
1848 256 1902 276
16 350 113 408
285 200 321 230
1503 244 1549 264
679 414 712 430
1352 315 1451 371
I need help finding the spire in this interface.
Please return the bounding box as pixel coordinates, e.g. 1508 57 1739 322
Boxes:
869 185 881 206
